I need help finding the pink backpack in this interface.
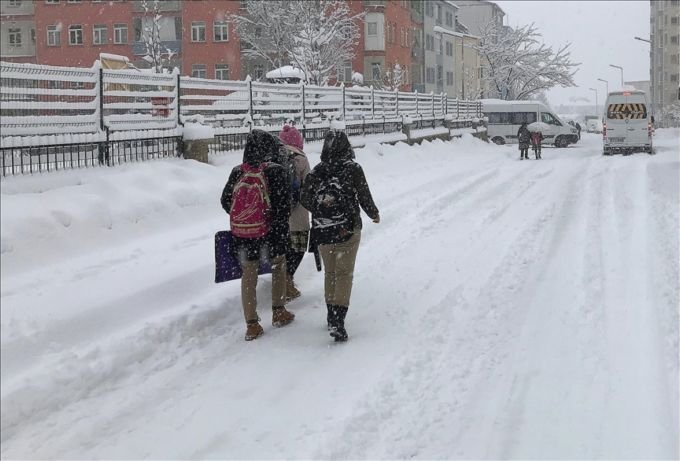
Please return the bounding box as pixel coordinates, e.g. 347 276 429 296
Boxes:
230 163 271 239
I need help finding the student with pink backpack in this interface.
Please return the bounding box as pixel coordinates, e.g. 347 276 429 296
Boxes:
220 130 295 341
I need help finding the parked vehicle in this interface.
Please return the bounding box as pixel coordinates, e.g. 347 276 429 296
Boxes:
481 99 579 147
602 90 653 155
585 117 603 134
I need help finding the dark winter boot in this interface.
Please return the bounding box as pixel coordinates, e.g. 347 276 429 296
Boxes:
326 303 334 331
329 306 348 342
245 320 264 341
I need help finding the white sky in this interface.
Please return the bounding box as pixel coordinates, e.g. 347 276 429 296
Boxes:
494 1 650 107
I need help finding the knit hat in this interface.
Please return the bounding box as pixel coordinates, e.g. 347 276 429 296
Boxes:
279 124 304 151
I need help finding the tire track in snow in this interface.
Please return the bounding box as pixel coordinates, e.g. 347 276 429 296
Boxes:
316 160 586 459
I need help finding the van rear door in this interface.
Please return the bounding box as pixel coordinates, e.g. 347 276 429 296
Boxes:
606 94 648 147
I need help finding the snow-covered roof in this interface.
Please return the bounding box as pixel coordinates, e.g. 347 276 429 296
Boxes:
265 66 306 80
433 25 480 40
446 1 459 9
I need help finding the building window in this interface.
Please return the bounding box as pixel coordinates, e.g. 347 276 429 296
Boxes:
671 54 679 64
426 67 435 84
8 0 22 7
372 62 381 81
446 71 453 86
672 35 679 44
671 74 679 82
67 0 82 3
114 24 128 44
446 41 453 56
367 22 377 36
47 25 61 46
45 0 60 4
340 60 352 82
425 2 433 17
191 21 206 42
192 64 207 78
8 28 22 47
672 17 679 25
93 24 107 45
446 11 454 27
436 5 442 24
426 34 434 51
214 21 228 42
437 65 442 83
215 64 230 80
69 25 83 45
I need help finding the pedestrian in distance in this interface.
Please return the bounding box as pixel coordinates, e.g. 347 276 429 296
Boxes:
220 129 295 341
575 121 582 140
530 131 543 159
278 124 311 302
517 122 531 160
301 129 380 342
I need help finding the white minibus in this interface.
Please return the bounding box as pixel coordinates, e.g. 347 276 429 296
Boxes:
481 99 579 148
603 90 653 155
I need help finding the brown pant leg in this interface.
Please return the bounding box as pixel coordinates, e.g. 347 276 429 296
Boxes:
319 231 361 307
270 255 287 308
241 260 259 323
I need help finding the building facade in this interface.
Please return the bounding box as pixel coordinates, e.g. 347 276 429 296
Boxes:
0 0 36 64
423 0 457 96
650 0 680 124
453 0 504 38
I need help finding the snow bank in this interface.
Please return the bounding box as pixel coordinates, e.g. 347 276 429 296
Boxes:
183 122 215 141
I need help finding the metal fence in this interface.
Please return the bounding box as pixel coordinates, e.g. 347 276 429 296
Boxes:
1 60 483 177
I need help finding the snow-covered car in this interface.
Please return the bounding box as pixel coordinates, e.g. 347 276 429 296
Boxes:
586 118 603 134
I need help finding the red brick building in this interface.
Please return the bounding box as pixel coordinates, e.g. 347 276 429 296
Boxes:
180 0 240 80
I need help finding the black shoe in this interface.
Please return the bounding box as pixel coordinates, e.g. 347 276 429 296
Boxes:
329 306 348 342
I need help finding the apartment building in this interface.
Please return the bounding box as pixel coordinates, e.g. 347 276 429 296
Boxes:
423 0 457 96
650 0 680 123
0 0 36 63
1 0 239 78
357 0 413 90
453 0 504 37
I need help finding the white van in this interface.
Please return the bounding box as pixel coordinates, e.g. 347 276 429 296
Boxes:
481 99 579 148
603 90 653 155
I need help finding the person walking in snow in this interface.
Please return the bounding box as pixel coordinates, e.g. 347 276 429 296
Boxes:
279 124 311 301
575 121 582 140
530 130 543 159
517 122 531 160
221 129 295 341
300 129 380 342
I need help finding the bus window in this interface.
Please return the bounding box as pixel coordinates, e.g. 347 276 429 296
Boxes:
511 112 537 124
541 112 561 126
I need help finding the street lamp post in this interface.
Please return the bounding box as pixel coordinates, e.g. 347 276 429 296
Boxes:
609 64 624 88
597 78 609 95
634 36 654 118
589 88 598 117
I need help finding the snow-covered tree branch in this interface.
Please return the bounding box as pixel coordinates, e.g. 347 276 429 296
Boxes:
377 63 407 91
228 0 292 70
285 0 363 86
475 21 579 100
140 0 174 73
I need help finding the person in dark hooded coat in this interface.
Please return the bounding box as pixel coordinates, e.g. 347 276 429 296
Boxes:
221 129 295 341
300 129 380 342
517 122 531 160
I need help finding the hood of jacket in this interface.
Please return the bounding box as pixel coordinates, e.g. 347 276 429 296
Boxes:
320 130 354 164
243 129 281 166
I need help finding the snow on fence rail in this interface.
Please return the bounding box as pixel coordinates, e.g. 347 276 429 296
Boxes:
1 60 482 175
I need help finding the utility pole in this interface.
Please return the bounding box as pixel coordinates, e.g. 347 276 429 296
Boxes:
589 88 598 118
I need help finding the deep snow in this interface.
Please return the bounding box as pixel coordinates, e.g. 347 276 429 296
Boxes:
1 130 678 459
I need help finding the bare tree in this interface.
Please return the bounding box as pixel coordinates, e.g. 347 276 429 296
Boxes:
285 0 363 86
377 63 407 91
475 21 579 100
228 0 292 70
140 0 175 73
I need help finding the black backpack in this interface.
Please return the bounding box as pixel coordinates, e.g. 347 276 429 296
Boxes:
312 166 355 245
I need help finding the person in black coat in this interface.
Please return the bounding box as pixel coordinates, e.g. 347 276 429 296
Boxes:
221 129 295 341
301 129 380 342
517 122 531 160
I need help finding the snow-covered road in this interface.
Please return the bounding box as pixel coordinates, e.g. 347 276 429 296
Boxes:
1 131 678 459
